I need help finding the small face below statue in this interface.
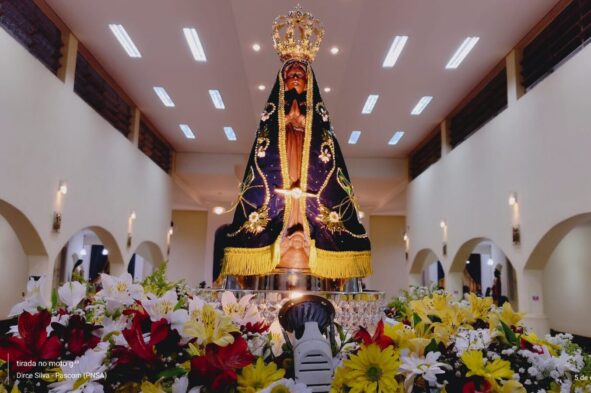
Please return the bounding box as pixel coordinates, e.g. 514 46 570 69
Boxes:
283 61 307 94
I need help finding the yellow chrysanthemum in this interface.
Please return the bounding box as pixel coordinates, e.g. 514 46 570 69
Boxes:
331 367 350 393
237 357 285 393
461 350 514 391
501 379 527 393
140 381 165 393
183 303 239 346
343 344 400 393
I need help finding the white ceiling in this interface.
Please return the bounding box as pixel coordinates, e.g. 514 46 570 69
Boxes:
46 0 558 159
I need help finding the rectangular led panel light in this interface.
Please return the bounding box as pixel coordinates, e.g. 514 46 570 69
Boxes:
388 131 405 145
383 35 408 67
109 24 141 58
348 130 361 144
153 87 175 107
179 124 195 139
446 37 480 69
208 89 225 109
223 127 237 141
411 96 433 115
183 28 207 62
362 95 379 114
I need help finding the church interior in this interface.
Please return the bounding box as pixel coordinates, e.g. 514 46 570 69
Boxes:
1 0 591 392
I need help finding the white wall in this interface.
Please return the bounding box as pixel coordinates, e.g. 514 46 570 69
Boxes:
0 217 29 317
368 216 409 297
543 222 591 337
168 211 208 287
407 42 591 333
0 28 172 295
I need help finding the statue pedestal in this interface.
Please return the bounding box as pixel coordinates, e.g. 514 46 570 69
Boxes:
196 288 386 333
223 268 362 292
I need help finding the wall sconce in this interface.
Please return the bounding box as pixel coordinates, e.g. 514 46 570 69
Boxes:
440 219 447 257
509 192 521 246
127 211 136 248
53 180 68 233
357 211 365 220
403 232 409 261
213 206 225 215
167 221 174 256
58 181 68 195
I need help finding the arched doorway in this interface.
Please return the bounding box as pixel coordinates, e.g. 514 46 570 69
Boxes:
450 238 517 306
525 213 591 338
0 200 48 317
410 248 440 287
128 241 164 281
52 226 124 287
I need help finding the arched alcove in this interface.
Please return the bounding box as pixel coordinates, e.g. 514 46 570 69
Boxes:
128 241 165 281
0 199 48 317
450 237 517 307
410 248 440 286
524 213 591 337
52 226 124 287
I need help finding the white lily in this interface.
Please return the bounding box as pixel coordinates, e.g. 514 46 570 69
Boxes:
95 273 144 311
269 319 285 357
143 289 188 333
399 351 450 393
172 375 202 393
221 291 260 325
9 276 50 316
48 344 108 393
58 281 87 310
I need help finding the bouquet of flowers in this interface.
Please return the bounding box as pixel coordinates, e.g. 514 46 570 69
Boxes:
332 286 591 393
0 266 309 393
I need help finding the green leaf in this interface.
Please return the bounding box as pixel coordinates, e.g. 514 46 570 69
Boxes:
155 367 186 380
412 313 422 326
425 338 438 354
501 321 517 345
51 288 58 310
427 314 442 323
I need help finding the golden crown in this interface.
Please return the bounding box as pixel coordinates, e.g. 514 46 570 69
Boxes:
272 5 325 63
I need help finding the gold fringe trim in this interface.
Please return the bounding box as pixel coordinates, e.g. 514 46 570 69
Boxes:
221 243 276 276
310 249 372 279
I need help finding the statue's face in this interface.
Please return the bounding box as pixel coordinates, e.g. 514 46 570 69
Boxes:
284 63 307 94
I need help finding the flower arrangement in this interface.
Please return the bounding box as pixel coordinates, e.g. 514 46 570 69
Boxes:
0 266 305 393
0 269 589 393
332 285 591 393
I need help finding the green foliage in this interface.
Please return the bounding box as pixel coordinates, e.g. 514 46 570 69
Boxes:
141 262 175 297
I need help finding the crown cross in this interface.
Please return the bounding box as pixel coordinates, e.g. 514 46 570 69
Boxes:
272 5 325 63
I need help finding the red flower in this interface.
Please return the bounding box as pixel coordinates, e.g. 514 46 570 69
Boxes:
353 320 393 350
0 310 62 372
462 379 492 393
51 314 101 357
113 318 170 365
191 335 255 391
242 321 270 334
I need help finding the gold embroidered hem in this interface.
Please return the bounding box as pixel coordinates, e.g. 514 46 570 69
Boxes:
309 249 372 278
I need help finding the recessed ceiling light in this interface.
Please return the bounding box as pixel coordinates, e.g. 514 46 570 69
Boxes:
446 37 479 69
183 27 207 62
330 46 339 55
348 130 361 144
223 126 237 141
411 96 433 115
108 24 141 58
213 206 225 215
258 84 266 91
208 89 225 109
324 87 331 92
153 86 175 107
179 124 195 139
252 43 261 52
388 131 405 145
382 35 408 67
362 95 379 114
